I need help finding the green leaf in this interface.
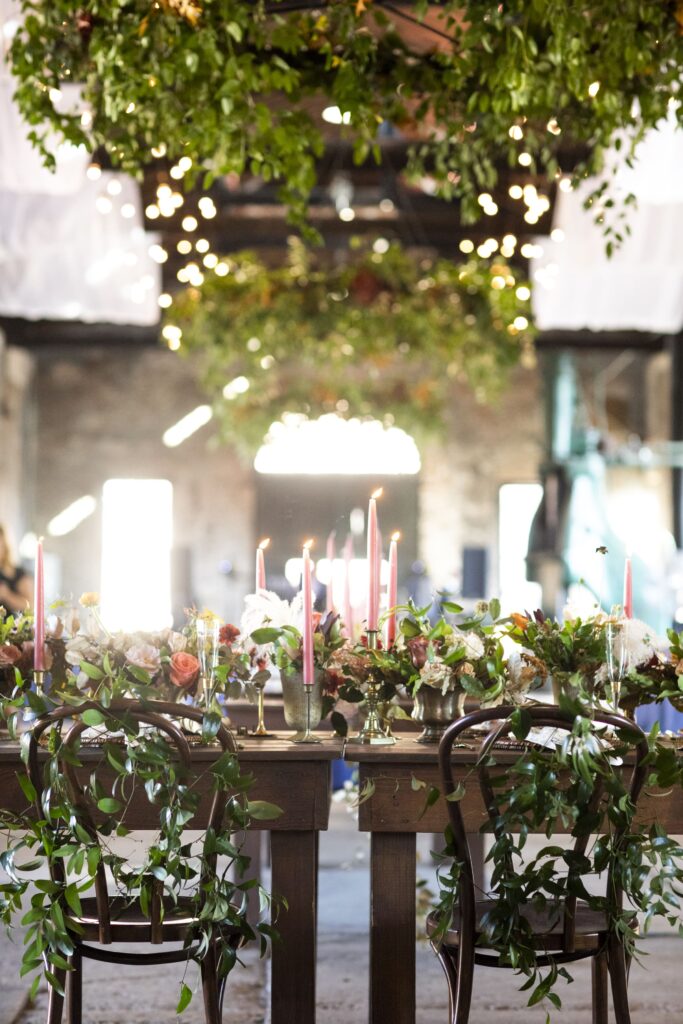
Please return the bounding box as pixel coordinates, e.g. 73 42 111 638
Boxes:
176 981 193 1014
97 797 122 814
17 772 37 804
82 709 105 727
247 800 283 821
250 627 282 644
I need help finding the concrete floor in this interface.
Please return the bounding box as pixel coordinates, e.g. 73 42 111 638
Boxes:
3 800 683 1023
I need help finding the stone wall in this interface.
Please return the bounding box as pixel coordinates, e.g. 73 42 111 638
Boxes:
31 344 543 617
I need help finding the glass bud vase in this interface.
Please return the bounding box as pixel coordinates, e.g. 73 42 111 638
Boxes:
281 669 323 739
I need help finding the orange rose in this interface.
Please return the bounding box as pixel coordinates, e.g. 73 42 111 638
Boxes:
169 651 200 689
511 613 530 631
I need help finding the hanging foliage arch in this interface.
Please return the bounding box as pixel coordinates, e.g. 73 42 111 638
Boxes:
166 239 535 453
8 1 683 234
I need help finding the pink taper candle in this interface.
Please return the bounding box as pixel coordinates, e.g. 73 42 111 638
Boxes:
623 556 633 619
343 535 354 638
325 530 336 613
385 531 400 648
367 489 382 632
34 537 45 672
302 541 315 686
256 538 269 591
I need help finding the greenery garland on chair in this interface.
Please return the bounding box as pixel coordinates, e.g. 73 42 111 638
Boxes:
9 1 683 235
167 239 534 452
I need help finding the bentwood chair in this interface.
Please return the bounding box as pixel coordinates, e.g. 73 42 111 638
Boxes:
27 700 246 1024
427 705 649 1024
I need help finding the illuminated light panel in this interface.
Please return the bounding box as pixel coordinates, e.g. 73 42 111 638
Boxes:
100 479 173 631
254 414 421 475
162 405 212 447
47 495 97 537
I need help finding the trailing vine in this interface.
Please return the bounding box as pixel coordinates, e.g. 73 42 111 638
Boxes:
0 697 283 1011
430 698 683 1017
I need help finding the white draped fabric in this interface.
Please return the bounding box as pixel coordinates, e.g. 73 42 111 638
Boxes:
531 114 683 335
0 0 160 325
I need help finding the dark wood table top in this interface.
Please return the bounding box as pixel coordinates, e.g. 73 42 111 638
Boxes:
345 734 683 835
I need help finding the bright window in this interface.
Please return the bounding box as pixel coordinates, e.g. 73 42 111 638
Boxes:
101 479 173 632
498 483 543 614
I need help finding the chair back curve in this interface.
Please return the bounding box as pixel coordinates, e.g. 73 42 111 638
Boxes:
27 699 238 945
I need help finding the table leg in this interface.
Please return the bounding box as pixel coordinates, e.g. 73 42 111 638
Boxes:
270 830 319 1024
370 831 417 1024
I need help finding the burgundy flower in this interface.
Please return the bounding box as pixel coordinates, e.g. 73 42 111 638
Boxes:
407 636 429 670
220 623 240 646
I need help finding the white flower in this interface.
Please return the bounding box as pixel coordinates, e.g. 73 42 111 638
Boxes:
241 590 304 638
622 618 668 669
167 631 188 653
64 634 98 666
460 630 485 660
419 661 453 693
125 643 161 672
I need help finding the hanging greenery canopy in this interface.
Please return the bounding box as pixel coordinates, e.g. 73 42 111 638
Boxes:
166 239 534 452
9 1 683 232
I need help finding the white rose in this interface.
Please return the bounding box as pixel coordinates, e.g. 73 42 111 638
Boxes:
125 643 161 672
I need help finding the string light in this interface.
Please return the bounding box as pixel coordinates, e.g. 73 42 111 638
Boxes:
215 262 229 276
158 293 173 309
588 81 601 98
120 203 135 218
515 285 531 301
178 156 193 173
550 228 565 243
106 179 122 196
196 238 210 253
145 204 160 219
518 153 533 167
96 195 113 214
508 125 524 141
170 165 184 180
182 215 198 231
148 244 168 264
509 184 523 200
459 239 474 254
86 163 101 181
203 253 218 268
177 239 192 255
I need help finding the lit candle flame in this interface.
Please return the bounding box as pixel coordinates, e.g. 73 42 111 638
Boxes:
258 537 270 550
391 531 401 542
304 538 314 550
371 487 383 500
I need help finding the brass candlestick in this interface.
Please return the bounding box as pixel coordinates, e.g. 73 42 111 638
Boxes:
355 631 396 746
251 679 276 737
33 669 45 699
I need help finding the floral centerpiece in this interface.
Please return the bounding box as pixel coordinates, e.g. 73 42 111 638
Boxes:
0 594 254 735
240 590 346 734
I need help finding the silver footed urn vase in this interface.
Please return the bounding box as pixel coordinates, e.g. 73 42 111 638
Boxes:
411 685 466 744
281 669 323 739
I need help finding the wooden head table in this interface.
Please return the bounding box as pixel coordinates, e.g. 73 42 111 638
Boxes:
345 734 683 1024
0 734 342 1024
